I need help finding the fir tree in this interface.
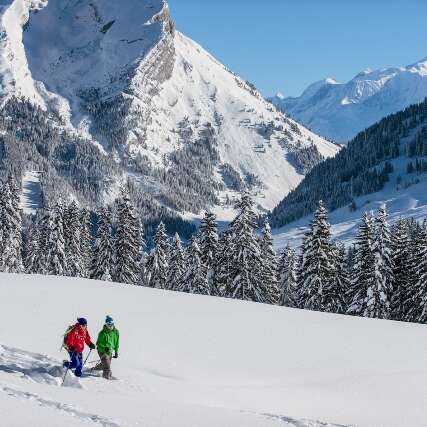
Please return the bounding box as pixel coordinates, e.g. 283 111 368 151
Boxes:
364 207 392 319
326 242 349 314
63 201 84 278
47 202 67 276
227 194 265 302
199 211 218 294
91 207 114 281
390 219 412 320
167 233 186 290
279 245 298 307
259 220 280 304
79 208 93 278
181 239 210 295
147 222 169 289
214 230 233 297
348 213 375 316
114 188 141 285
298 201 332 311
0 176 24 273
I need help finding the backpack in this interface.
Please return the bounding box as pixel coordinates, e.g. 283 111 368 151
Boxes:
62 324 75 351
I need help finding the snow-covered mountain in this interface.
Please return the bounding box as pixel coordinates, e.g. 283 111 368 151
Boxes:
1 273 426 427
0 0 338 219
271 58 427 143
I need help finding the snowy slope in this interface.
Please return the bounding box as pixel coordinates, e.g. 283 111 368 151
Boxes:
0 273 426 427
0 0 339 218
272 58 427 143
273 156 427 251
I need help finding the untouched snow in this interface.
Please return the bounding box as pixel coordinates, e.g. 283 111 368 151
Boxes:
0 274 426 427
273 156 427 250
272 58 427 143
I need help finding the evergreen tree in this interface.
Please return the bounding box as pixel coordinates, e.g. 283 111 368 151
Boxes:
0 176 23 273
25 220 40 274
279 245 298 307
167 233 186 290
326 242 349 314
199 211 218 294
47 202 67 276
364 207 392 319
63 201 84 278
214 230 233 297
226 194 265 302
114 188 141 285
348 213 375 316
298 201 332 311
79 208 93 278
390 219 412 320
181 239 210 295
91 207 113 281
147 222 169 289
259 220 280 304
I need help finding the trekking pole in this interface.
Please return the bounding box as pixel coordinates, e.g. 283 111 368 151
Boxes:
82 349 93 370
61 351 75 386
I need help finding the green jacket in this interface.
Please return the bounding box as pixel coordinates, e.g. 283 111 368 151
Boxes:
96 326 120 355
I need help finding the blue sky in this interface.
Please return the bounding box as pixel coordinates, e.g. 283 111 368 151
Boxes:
168 0 427 97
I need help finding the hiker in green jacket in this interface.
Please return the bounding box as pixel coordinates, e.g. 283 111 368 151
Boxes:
93 315 120 380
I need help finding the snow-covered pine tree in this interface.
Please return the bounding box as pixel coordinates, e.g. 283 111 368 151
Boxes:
214 230 233 297
390 219 412 320
325 242 349 314
199 211 218 294
147 222 169 289
33 206 53 274
364 206 392 319
91 207 113 281
298 201 333 312
227 193 265 302
406 222 427 323
63 201 84 277
279 244 299 307
0 176 24 273
79 208 93 278
181 239 210 295
24 219 40 274
167 233 186 291
347 213 375 316
259 220 280 304
114 188 141 285
47 202 68 276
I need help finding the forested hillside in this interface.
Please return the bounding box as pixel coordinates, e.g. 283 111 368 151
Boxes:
270 98 427 228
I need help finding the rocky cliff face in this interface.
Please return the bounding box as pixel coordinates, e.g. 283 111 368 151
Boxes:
0 0 339 219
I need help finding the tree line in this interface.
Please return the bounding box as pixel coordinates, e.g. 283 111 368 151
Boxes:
0 176 426 324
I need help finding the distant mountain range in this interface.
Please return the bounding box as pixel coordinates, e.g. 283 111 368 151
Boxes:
271 58 427 143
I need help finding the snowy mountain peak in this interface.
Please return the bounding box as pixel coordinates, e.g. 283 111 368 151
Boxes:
0 0 338 218
271 56 427 143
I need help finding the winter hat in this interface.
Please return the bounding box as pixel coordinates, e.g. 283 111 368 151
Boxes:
77 317 87 326
105 315 114 326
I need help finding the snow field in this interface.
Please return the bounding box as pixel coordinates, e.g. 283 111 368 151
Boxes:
0 273 426 426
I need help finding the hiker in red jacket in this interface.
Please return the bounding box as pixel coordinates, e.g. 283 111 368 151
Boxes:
63 318 95 377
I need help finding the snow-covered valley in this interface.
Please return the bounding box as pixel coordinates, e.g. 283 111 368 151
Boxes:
0 273 426 427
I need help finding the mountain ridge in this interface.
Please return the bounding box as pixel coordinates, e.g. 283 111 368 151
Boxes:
271 57 427 143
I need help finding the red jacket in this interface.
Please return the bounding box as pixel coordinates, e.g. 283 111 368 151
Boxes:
66 324 93 353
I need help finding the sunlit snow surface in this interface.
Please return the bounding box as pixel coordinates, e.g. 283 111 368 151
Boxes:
0 274 426 426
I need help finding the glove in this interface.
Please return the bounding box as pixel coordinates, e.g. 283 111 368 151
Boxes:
89 343 96 350
113 352 118 359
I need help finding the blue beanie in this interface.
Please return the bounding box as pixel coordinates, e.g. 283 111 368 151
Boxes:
105 315 114 325
77 317 87 326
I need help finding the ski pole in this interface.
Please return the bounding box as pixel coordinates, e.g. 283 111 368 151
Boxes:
61 351 75 386
82 349 92 369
